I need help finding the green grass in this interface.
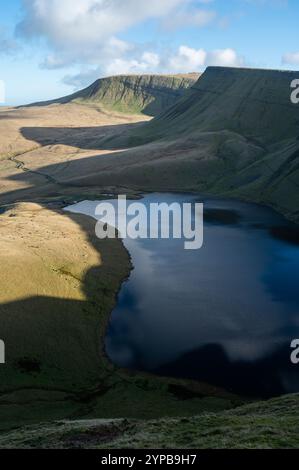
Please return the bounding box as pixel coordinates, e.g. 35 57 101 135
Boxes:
30 75 197 117
109 67 299 224
1 394 298 449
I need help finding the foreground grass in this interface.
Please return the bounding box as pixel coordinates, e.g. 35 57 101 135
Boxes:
0 394 298 449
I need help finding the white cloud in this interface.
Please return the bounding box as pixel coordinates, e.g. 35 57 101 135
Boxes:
282 52 299 66
206 48 244 67
18 0 186 42
167 46 244 72
63 45 244 89
16 0 221 70
168 46 207 71
63 52 161 87
16 0 188 67
41 36 131 69
105 52 161 76
15 0 244 88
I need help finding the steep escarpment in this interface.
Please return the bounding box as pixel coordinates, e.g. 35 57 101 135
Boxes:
135 66 299 143
104 67 299 222
29 74 199 116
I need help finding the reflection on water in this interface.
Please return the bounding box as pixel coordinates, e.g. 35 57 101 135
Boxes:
66 194 299 398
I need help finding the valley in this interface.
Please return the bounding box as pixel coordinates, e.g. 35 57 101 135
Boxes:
0 67 298 448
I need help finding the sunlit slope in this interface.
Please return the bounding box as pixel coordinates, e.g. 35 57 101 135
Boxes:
29 74 199 116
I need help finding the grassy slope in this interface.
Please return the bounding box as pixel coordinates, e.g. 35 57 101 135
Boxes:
104 67 299 223
134 67 299 142
0 393 298 449
3 67 298 223
29 74 199 116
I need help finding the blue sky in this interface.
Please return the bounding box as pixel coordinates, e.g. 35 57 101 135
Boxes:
1 0 299 105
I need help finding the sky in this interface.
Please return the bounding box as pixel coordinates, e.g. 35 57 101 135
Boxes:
0 0 299 105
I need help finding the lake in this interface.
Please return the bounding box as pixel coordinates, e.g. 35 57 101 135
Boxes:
66 194 299 398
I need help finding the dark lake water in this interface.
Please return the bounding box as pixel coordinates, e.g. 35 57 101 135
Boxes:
66 194 299 398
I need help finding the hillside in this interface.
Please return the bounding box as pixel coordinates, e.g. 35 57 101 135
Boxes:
1 393 298 449
29 74 199 116
96 66 299 223
132 67 299 143
1 67 298 224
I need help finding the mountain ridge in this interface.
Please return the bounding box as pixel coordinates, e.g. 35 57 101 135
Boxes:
133 66 299 142
27 73 199 116
100 66 299 222
3 66 299 223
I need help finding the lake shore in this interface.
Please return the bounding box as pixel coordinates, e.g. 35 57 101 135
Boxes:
0 201 241 431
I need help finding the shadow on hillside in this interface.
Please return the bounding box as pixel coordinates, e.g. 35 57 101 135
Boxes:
0 203 133 429
0 110 34 120
20 121 146 151
1 136 220 429
1 155 242 430
2 137 145 205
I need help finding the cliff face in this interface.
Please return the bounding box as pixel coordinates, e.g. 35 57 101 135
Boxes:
30 74 199 116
